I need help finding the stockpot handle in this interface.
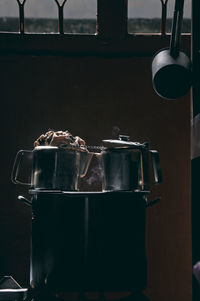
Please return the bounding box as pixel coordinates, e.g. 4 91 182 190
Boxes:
18 195 32 206
11 150 32 186
149 150 162 184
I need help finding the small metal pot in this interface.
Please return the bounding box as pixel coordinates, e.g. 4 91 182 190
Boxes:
11 146 93 191
100 136 162 192
152 0 192 100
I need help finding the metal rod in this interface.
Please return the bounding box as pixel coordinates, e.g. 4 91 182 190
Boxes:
169 0 184 57
16 0 27 34
54 0 67 34
58 6 64 34
160 0 168 35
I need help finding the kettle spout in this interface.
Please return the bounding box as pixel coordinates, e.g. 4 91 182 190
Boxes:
79 151 93 178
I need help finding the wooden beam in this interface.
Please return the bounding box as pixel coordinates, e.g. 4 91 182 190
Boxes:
192 0 200 300
0 33 191 57
97 0 128 39
192 0 200 117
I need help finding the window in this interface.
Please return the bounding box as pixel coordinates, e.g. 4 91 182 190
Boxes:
0 0 192 35
128 0 191 34
64 0 96 34
0 0 191 57
0 0 97 34
0 0 18 32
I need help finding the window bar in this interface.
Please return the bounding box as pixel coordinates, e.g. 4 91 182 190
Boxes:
54 0 68 34
160 0 168 35
16 0 27 34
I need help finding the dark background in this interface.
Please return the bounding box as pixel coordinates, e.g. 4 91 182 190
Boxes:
0 49 191 301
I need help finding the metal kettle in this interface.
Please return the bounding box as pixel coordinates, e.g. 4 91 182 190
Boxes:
11 146 93 191
100 135 162 191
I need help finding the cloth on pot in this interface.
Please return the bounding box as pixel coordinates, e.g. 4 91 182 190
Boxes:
34 130 86 148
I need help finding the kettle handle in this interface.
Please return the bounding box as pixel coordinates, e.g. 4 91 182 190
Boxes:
11 150 32 186
149 150 162 184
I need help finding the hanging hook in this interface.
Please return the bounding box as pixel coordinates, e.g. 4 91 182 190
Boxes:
160 0 169 35
16 0 27 34
54 0 68 34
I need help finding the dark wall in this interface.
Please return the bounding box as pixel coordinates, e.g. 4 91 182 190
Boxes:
0 54 191 300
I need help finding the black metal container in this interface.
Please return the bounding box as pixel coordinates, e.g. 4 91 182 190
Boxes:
29 191 148 293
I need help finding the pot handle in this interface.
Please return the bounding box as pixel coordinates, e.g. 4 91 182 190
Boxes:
146 197 161 208
170 0 184 57
149 150 162 184
11 150 32 186
18 195 32 206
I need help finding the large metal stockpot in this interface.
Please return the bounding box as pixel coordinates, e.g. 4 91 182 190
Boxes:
28 190 148 293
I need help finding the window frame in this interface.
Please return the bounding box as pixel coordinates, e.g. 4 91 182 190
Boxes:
0 0 191 57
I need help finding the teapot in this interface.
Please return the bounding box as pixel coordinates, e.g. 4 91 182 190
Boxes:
100 135 162 191
11 146 93 191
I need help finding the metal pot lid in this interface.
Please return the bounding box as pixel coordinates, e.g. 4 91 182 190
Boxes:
102 135 147 149
35 145 90 152
34 146 58 150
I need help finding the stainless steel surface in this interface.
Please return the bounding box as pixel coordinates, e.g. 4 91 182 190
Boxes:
12 146 93 191
102 140 143 148
0 276 28 300
100 137 162 191
101 148 142 191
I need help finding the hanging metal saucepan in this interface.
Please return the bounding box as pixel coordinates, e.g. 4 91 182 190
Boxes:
100 135 162 192
152 0 192 100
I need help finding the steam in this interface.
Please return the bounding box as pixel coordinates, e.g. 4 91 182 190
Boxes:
86 164 103 186
111 126 120 138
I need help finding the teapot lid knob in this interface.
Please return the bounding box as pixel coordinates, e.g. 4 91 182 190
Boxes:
119 135 130 141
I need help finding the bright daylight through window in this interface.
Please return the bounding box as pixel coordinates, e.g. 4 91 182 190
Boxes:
128 0 191 33
0 0 191 34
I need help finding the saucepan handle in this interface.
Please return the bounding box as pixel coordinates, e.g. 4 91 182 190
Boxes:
149 150 162 184
11 150 32 186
